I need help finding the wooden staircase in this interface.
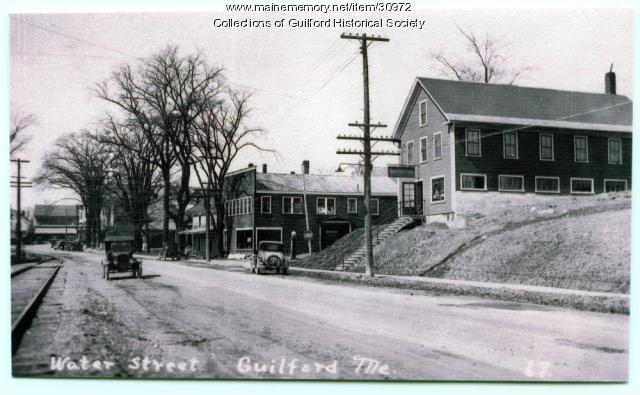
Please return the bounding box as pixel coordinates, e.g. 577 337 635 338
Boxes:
336 216 414 271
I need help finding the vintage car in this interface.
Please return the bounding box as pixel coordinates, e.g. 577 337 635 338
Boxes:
53 240 67 250
251 241 288 275
102 235 142 280
69 240 83 251
158 242 182 261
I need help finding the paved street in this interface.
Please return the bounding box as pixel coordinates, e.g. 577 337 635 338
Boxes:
13 245 628 381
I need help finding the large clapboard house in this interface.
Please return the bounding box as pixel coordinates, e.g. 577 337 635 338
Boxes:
392 71 632 222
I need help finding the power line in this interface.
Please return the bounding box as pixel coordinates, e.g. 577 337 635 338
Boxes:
17 19 141 59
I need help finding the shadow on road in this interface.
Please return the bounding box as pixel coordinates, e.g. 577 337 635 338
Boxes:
106 274 161 281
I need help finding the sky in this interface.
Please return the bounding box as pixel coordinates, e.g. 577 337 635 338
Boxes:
8 8 634 210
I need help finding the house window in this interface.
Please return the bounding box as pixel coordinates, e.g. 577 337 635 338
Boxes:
236 229 253 250
370 198 379 215
539 134 554 161
571 178 594 194
503 132 518 159
574 136 589 163
608 138 622 164
407 141 414 164
604 179 627 192
535 177 560 193
317 197 336 215
460 173 486 191
283 196 304 214
434 132 442 159
260 196 271 214
465 129 481 157
498 175 524 192
431 176 445 203
347 198 358 214
418 100 428 126
419 137 428 162
225 197 253 217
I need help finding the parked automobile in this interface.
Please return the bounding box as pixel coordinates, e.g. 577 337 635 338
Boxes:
70 240 83 251
251 241 288 275
102 235 142 280
159 242 182 261
54 240 67 250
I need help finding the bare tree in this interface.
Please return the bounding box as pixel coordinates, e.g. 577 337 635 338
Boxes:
34 130 111 247
97 46 224 248
98 117 163 252
431 27 532 84
191 90 274 259
10 111 37 156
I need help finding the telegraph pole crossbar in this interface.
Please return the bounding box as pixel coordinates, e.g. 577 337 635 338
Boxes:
337 135 400 143
337 33 390 277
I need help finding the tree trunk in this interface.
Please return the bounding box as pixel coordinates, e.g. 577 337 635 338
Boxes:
215 201 226 258
204 197 211 261
84 210 92 246
162 169 171 245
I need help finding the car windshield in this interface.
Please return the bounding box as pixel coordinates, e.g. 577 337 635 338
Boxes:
110 241 132 254
261 243 284 252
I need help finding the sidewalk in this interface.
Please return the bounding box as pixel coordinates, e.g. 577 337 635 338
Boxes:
287 267 629 314
89 249 629 314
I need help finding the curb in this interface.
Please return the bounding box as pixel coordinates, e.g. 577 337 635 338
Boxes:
288 267 629 315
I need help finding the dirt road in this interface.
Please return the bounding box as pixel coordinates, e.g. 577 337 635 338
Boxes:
13 245 628 381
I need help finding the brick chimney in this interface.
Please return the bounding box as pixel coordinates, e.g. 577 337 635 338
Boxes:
262 164 267 173
302 160 310 175
605 63 616 95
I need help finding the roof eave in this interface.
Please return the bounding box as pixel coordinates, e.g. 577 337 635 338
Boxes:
446 113 632 133
392 78 450 140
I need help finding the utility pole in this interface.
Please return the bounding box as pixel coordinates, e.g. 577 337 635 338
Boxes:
337 33 398 277
11 159 32 263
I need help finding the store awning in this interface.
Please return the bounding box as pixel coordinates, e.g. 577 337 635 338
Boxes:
178 228 208 235
34 227 77 235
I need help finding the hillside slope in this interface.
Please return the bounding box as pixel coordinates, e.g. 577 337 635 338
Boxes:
359 192 631 293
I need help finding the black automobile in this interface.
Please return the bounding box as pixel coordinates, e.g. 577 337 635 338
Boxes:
102 235 142 280
159 242 182 261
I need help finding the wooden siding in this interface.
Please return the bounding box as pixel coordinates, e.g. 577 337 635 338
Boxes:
221 166 399 255
453 125 632 194
398 87 453 215
254 193 398 255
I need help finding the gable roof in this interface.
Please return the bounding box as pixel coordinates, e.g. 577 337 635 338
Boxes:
255 173 397 196
33 204 78 217
393 77 632 137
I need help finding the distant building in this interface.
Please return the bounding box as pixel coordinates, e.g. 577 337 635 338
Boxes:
10 209 33 243
179 194 215 257
222 162 399 256
392 72 632 222
33 204 79 241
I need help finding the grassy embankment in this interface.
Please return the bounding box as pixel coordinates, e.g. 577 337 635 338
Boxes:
297 192 631 293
